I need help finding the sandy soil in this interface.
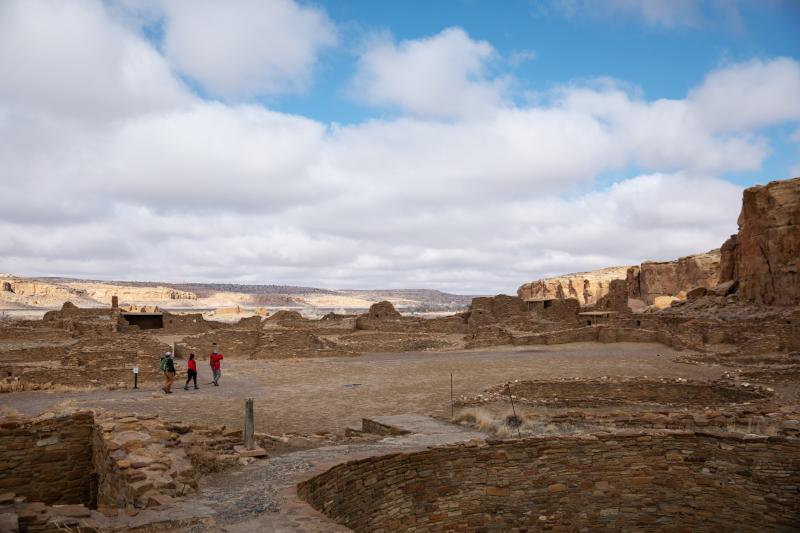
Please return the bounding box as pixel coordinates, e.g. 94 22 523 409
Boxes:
0 342 723 434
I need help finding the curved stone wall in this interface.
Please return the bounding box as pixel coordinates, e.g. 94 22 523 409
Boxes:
298 431 800 532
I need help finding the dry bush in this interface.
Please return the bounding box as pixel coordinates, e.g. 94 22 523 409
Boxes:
452 407 499 433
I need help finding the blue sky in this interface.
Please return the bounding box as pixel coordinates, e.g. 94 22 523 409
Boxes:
1 0 799 292
272 0 800 185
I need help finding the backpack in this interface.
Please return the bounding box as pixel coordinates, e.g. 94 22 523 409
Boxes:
160 357 168 371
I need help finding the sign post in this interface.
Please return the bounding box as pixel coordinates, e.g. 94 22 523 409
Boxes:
133 367 139 389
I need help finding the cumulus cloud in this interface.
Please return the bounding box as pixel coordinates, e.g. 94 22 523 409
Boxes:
689 57 800 131
0 0 190 121
1 3 799 293
156 0 337 99
352 28 508 119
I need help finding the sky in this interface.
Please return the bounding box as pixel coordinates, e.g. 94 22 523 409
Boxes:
1 0 799 294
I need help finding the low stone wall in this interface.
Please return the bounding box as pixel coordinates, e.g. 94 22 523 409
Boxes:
491 378 772 407
298 431 800 532
0 412 95 505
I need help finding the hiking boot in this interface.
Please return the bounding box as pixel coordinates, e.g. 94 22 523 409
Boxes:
194 386 199 389
165 390 173 394
213 382 219 386
183 386 188 390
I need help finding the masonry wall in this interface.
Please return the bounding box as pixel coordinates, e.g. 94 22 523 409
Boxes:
0 412 95 505
298 431 800 533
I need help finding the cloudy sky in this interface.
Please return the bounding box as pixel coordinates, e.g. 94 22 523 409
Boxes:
1 0 799 294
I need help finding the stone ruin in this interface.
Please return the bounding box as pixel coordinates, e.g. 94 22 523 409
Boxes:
0 409 252 531
298 431 800 532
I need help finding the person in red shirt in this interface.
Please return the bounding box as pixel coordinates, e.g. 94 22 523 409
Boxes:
183 353 198 390
210 348 224 386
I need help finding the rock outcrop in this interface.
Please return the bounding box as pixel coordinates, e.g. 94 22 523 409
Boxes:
719 177 800 305
633 250 721 306
518 251 720 309
517 266 631 306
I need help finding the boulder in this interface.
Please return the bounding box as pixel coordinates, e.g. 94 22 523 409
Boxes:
712 280 738 297
686 287 708 300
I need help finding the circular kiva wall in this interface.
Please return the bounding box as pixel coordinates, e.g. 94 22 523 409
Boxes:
298 431 800 532
470 379 772 408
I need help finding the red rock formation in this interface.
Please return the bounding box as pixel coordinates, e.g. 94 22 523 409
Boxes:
719 177 800 305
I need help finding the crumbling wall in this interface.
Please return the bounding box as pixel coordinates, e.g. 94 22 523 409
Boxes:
0 412 95 505
367 301 401 320
160 312 220 334
466 295 525 329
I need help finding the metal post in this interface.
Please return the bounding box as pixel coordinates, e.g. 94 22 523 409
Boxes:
244 398 255 450
133 366 139 389
506 383 521 438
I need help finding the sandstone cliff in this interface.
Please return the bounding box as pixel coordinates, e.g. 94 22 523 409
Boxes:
719 176 800 306
517 266 631 306
518 251 720 308
634 250 721 305
65 282 196 303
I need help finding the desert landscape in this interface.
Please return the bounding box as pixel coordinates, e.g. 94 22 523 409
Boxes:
2 1 800 531
1 176 798 532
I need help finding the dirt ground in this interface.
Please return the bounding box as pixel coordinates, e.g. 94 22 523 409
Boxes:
0 342 724 434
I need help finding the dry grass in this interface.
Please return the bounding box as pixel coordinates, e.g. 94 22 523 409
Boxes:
454 407 619 438
0 378 103 394
452 407 498 433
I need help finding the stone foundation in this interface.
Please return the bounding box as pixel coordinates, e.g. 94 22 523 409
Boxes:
298 431 800 532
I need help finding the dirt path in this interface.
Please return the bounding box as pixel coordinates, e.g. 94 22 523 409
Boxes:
0 342 723 434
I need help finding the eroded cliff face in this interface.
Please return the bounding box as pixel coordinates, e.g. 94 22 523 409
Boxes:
517 267 631 306
636 250 721 305
66 283 196 303
719 177 800 306
518 252 721 308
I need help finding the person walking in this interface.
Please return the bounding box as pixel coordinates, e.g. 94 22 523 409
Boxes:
183 353 198 390
209 348 224 386
161 351 176 394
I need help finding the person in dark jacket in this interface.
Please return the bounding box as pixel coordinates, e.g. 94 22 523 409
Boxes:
183 353 198 390
162 351 176 394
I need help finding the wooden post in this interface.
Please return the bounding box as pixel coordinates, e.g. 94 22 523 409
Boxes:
244 398 255 450
506 383 522 438
450 373 454 418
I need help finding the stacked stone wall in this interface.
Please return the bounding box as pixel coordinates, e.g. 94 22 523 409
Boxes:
299 431 800 532
0 412 95 505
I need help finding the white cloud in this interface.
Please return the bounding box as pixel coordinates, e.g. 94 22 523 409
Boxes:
352 28 508 119
689 57 800 131
156 0 337 99
0 0 190 121
1 5 798 293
